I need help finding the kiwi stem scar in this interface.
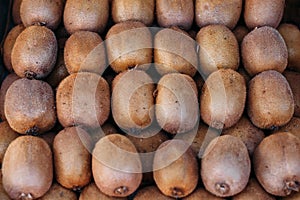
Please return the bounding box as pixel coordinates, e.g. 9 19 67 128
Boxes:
215 182 230 194
114 186 128 195
19 192 33 200
171 187 184 198
285 180 300 195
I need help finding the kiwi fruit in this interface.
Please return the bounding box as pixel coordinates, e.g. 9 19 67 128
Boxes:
277 117 300 139
0 73 20 120
154 27 198 77
196 24 239 76
38 131 56 149
12 0 23 24
79 182 127 200
64 31 106 74
222 115 265 156
232 178 275 200
56 72 110 128
283 70 300 117
63 0 109 34
106 21 152 73
112 0 155 26
3 24 25 72
247 70 294 129
195 0 242 30
53 127 92 190
4 78 56 134
201 135 251 197
38 183 77 200
156 73 199 134
253 132 300 196
0 121 19 163
156 0 194 30
244 0 285 29
87 122 118 145
233 26 249 44
183 188 225 200
92 134 142 197
134 186 173 200
20 0 64 30
241 26 288 76
11 25 58 79
2 136 53 199
200 69 246 129
112 70 155 132
0 171 10 200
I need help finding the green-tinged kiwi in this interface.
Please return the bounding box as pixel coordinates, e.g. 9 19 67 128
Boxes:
233 26 249 44
0 170 12 200
156 73 199 134
253 132 300 196
92 134 142 197
11 25 57 79
112 70 155 132
3 24 25 72
20 0 64 30
4 78 56 134
195 0 242 30
156 0 194 30
0 121 19 164
12 0 22 24
154 27 198 77
201 135 251 197
56 72 110 128
276 117 300 139
112 0 155 26
283 70 300 117
106 21 152 73
183 188 225 200
38 183 77 200
64 31 106 74
241 26 288 76
63 0 109 34
196 24 239 76
133 186 173 200
247 70 294 129
2 136 53 199
200 69 246 129
53 127 92 191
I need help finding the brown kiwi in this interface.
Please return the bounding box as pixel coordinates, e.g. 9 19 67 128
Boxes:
277 117 300 139
2 136 53 199
233 26 249 44
283 70 300 117
38 131 56 149
12 0 23 24
0 170 10 200
196 24 239 76
38 183 77 200
56 72 110 128
0 121 19 163
282 192 300 200
195 0 242 30
200 69 246 129
87 122 118 145
133 186 173 200
63 0 109 34
20 0 64 30
106 21 152 73
11 25 58 79
53 127 92 190
112 0 155 26
183 188 225 200
247 70 294 129
241 26 288 76
201 135 251 197
253 132 300 196
4 78 56 134
92 134 142 197
237 66 251 83
64 31 106 74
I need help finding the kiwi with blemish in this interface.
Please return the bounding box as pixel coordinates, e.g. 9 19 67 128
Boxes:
183 188 225 200
134 186 173 200
38 183 77 200
0 121 19 164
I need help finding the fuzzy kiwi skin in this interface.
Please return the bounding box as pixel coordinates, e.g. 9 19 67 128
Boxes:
195 0 242 30
20 0 64 30
283 70 300 117
2 136 53 200
244 0 285 29
112 0 154 26
0 170 10 200
253 132 300 196
183 188 225 200
4 78 56 134
38 183 77 200
0 121 19 164
196 25 239 76
11 25 58 79
277 117 300 139
3 24 25 72
63 0 109 34
201 135 251 197
247 70 294 130
241 26 288 76
134 186 173 200
156 0 194 30
92 134 142 197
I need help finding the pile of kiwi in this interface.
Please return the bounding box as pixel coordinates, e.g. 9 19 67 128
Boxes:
0 0 299 199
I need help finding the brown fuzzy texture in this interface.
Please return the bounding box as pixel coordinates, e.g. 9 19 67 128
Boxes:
241 26 288 76
12 0 22 24
0 121 19 164
247 70 294 129
195 0 242 30
4 78 56 134
134 186 174 200
253 132 300 196
277 117 300 139
63 0 109 34
233 26 249 44
39 183 77 200
0 171 10 200
283 70 300 118
156 0 194 30
2 136 53 199
201 135 251 197
183 188 225 200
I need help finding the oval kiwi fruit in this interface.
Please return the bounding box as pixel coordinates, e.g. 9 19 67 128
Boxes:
183 188 225 200
134 186 173 200
253 132 300 196
38 183 77 200
277 117 300 139
2 136 53 199
0 121 19 164
201 135 251 197
5 78 56 134
283 70 300 117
